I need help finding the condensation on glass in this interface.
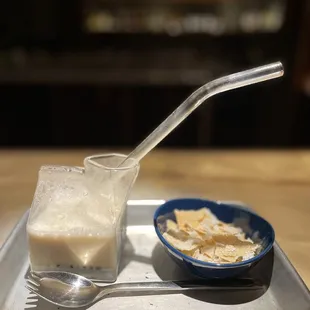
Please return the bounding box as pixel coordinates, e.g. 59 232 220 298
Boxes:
27 153 139 282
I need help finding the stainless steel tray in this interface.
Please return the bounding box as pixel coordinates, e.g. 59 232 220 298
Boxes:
0 200 309 310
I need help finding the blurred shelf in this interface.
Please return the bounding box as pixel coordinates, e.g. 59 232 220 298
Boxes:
87 0 249 4
82 0 286 36
82 29 282 36
0 49 237 85
83 9 284 36
0 68 215 86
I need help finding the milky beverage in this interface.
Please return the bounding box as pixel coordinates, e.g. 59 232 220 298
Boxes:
27 194 125 281
27 156 138 282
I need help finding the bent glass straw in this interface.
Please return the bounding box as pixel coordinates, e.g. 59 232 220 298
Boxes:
119 62 284 166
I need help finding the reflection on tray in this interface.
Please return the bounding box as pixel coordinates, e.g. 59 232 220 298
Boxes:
24 237 273 309
152 242 272 305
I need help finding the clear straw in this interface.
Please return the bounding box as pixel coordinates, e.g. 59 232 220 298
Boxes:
119 62 284 167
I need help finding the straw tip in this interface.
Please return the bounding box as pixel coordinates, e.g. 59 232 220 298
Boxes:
273 61 284 76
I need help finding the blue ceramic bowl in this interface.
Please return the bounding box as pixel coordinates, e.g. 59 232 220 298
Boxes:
154 198 275 279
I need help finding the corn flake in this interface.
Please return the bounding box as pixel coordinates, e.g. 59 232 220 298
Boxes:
161 208 261 264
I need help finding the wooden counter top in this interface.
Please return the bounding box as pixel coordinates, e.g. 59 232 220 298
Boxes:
0 149 309 287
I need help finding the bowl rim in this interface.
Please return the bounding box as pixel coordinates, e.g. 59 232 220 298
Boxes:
153 198 275 268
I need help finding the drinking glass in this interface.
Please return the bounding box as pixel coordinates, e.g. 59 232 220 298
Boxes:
27 153 139 282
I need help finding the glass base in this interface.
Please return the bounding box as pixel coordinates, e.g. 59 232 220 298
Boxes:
31 265 118 282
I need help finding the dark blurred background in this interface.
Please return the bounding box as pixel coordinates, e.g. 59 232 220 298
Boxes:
0 0 310 149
